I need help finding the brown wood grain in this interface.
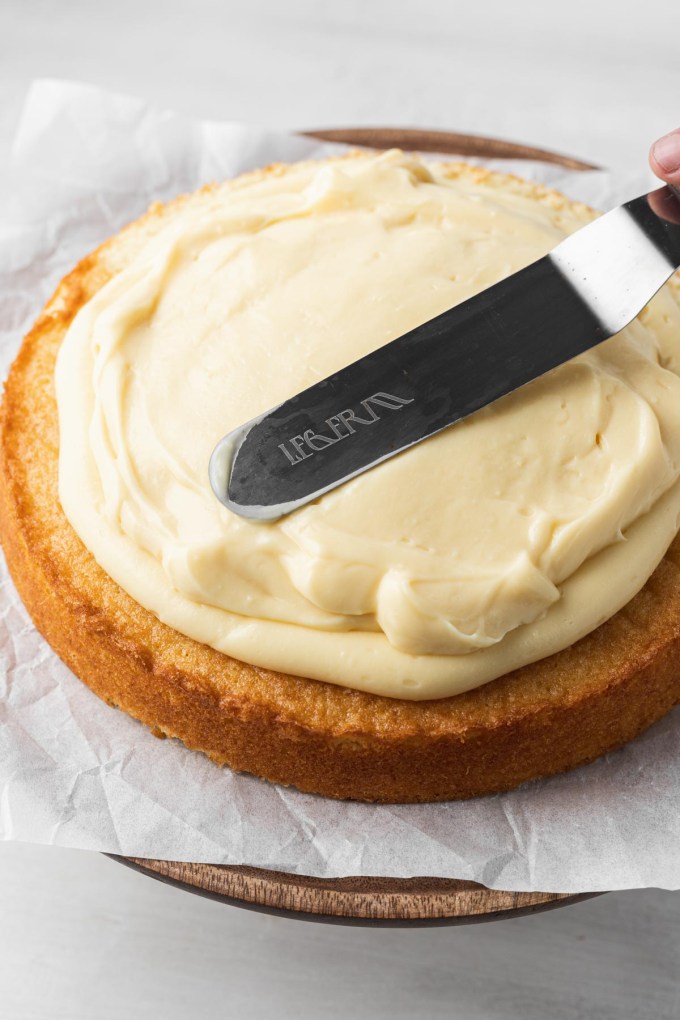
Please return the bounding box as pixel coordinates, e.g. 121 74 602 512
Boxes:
119 128 602 925
115 858 598 926
302 127 598 170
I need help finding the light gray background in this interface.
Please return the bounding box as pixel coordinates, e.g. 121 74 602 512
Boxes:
1 2 679 1018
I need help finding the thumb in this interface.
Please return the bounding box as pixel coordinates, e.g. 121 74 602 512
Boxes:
650 130 680 186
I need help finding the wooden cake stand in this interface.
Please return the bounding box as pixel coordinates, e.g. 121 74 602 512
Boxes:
116 127 600 926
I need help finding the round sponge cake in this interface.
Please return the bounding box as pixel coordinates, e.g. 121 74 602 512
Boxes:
2 159 680 802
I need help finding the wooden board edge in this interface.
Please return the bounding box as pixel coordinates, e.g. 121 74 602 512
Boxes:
302 127 599 170
112 857 602 927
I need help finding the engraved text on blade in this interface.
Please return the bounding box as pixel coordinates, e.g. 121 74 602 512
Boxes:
277 392 414 465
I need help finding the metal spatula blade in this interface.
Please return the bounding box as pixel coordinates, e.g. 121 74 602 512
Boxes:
210 185 680 521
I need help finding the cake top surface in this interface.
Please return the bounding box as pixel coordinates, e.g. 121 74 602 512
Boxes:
55 150 680 698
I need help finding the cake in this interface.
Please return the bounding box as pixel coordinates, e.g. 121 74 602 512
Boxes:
2 150 680 802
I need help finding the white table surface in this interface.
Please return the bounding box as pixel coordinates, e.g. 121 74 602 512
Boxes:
1 2 680 1017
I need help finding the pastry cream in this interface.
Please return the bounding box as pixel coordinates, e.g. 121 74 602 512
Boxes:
55 151 680 699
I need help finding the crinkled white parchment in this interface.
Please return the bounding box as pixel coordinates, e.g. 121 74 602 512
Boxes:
1 79 678 892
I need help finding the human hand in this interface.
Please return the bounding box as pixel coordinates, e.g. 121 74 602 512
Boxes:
650 131 680 187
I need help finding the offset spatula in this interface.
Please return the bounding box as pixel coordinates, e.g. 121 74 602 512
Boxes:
210 185 680 521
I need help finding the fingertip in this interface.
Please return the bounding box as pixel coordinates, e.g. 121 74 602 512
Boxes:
650 131 680 185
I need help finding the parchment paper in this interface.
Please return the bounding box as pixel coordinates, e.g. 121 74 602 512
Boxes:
1 79 678 892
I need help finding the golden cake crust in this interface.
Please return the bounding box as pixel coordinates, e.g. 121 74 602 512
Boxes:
2 157 680 802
